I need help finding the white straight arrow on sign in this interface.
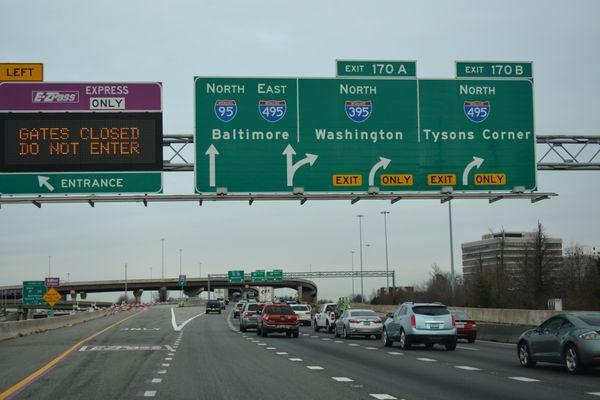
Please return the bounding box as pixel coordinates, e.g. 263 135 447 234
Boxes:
283 144 318 187
205 144 219 187
368 157 391 186
38 176 55 192
462 156 485 185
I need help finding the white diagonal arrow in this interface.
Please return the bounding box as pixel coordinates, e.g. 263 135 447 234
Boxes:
38 176 55 192
205 144 219 187
283 144 318 187
462 156 485 185
368 157 391 186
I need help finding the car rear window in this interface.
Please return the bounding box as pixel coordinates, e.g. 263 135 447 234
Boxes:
266 306 293 315
325 305 336 312
412 306 449 316
207 301 220 306
452 311 470 320
349 311 378 317
578 314 600 326
292 305 309 311
246 304 258 312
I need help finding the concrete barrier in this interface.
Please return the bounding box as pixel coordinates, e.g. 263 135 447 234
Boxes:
0 311 106 341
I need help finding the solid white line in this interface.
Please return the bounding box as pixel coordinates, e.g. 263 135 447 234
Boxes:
307 366 324 370
455 366 481 371
151 378 162 383
370 395 397 400
457 346 480 351
289 358 303 362
509 377 540 382
170 308 205 331
416 358 437 362
332 377 354 382
143 391 157 397
387 352 403 355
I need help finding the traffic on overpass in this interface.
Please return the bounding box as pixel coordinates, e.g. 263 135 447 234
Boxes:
1 1 600 400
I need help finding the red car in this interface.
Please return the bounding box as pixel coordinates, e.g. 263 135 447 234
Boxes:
452 311 477 343
256 302 300 338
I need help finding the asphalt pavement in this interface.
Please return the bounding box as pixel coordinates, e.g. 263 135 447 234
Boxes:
0 305 598 400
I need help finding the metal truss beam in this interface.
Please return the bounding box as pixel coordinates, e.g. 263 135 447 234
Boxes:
162 134 600 171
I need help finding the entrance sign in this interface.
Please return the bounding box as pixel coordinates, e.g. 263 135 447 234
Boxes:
337 60 416 78
195 76 535 193
0 63 43 81
456 61 533 79
22 281 45 305
0 82 163 195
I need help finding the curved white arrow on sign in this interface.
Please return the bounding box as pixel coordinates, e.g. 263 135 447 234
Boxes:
205 144 219 187
462 156 485 185
368 157 391 186
283 144 318 187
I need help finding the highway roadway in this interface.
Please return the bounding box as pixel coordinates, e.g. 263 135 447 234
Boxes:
0 304 598 399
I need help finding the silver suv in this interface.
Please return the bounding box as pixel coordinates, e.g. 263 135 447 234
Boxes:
382 302 457 350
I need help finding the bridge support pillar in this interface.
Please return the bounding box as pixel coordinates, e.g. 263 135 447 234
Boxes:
70 290 77 301
159 287 168 302
183 287 201 298
297 285 303 302
133 289 143 304
79 292 87 300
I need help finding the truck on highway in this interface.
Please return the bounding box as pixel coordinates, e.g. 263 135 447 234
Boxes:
313 302 337 333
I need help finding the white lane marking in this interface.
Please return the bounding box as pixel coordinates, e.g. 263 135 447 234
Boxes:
167 353 174 356
78 346 88 352
257 343 267 346
365 347 377 350
276 352 288 355
416 358 437 362
151 378 162 383
251 340 259 343
455 366 481 371
289 358 303 362
143 391 157 397
170 308 205 331
387 352 403 355
301 333 310 336
165 357 173 361
370 395 397 400
587 393 600 397
161 363 170 367
307 366 324 370
332 377 354 382
478 339 514 347
165 345 174 351
311 335 319 338
457 346 480 351
509 377 540 382
321 338 332 341
348 343 360 347
157 370 167 374
334 340 344 343
266 347 276 350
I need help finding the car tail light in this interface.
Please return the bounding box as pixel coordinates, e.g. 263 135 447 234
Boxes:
452 315 456 328
244 312 252 317
373 319 382 324
410 314 416 328
263 315 270 321
349 319 360 323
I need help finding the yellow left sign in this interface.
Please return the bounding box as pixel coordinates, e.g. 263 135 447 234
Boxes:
0 63 43 81
43 287 61 307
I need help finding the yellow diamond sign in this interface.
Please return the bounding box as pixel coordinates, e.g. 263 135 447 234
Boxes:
43 287 61 307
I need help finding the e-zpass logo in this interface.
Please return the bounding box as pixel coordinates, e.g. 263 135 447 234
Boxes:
32 91 79 103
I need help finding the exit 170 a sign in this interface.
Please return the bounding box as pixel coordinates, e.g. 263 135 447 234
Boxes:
195 77 535 193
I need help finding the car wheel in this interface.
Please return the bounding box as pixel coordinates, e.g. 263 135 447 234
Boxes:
382 329 393 347
445 339 456 351
334 328 340 338
314 320 320 332
262 328 268 338
518 341 536 368
241 325 246 332
399 329 411 350
565 343 585 374
256 326 261 336
343 326 349 339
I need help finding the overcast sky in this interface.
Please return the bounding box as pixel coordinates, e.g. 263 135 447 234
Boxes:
1 0 599 302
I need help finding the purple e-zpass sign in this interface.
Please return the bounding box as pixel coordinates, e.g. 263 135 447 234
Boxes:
45 277 60 288
0 82 162 111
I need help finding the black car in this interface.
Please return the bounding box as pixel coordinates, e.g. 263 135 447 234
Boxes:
206 300 222 314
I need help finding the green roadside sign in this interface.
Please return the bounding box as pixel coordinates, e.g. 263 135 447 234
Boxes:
195 76 535 193
0 172 162 195
266 269 283 282
227 270 244 283
250 270 266 283
22 281 46 305
336 60 416 78
456 61 532 79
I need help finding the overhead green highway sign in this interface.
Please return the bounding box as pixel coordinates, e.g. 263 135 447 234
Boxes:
266 269 283 282
22 281 46 305
250 270 266 282
227 270 244 283
195 76 535 193
456 61 532 79
336 60 416 78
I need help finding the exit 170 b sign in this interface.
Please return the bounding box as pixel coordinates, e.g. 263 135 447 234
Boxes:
195 77 535 193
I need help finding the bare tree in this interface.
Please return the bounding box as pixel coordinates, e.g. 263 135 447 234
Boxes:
519 222 557 308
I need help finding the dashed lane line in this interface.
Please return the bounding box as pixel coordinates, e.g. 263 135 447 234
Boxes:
276 352 288 355
509 377 541 382
587 393 600 397
141 390 156 397
370 395 397 400
266 347 276 350
151 379 162 384
416 358 437 362
387 352 403 355
334 340 344 343
157 370 167 375
348 343 360 347
289 358 303 362
455 366 481 371
307 366 324 370
161 363 170 367
365 347 378 350
332 377 354 382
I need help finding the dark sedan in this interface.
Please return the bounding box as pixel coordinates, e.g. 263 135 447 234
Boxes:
517 312 600 374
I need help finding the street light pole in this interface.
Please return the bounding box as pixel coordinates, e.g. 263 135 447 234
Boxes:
357 215 364 302
161 238 165 281
350 250 355 299
381 211 390 292
448 200 456 304
124 263 128 304
48 256 51 278
199 262 202 278
179 249 183 300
